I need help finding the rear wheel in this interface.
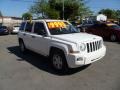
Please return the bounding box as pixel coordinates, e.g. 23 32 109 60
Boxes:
19 40 26 53
51 50 68 72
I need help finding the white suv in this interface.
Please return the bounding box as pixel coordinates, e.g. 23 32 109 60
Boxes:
18 19 106 71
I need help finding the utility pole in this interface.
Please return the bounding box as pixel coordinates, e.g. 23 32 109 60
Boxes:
62 0 64 20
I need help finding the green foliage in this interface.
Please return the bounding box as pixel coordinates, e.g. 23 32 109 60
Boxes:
45 7 60 19
0 11 3 25
99 9 120 19
30 0 47 18
116 10 120 19
29 0 92 20
0 11 2 17
22 12 32 20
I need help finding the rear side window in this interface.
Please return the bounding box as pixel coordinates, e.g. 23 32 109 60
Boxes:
19 22 26 31
25 22 33 32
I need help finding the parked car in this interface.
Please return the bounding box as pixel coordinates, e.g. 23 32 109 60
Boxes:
77 20 97 32
85 23 120 41
12 25 20 34
18 19 106 71
0 26 9 35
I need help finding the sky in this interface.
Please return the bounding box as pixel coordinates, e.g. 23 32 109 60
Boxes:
0 0 120 17
0 0 35 17
86 0 120 14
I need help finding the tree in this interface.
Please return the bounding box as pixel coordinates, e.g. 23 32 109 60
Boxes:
99 9 117 19
0 11 3 25
30 0 48 18
0 11 2 17
22 12 32 20
116 10 120 19
29 0 92 20
45 7 60 19
53 0 80 20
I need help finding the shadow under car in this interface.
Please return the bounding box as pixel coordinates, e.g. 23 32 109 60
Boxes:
7 46 91 76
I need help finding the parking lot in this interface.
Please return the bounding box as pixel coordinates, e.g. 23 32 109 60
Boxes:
0 35 120 90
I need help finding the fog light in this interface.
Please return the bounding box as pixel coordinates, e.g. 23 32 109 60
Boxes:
77 57 84 61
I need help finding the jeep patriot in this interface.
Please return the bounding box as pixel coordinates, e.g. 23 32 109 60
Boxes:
18 20 106 71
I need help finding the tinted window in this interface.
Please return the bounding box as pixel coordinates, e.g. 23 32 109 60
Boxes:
19 22 26 31
25 22 33 32
34 22 46 35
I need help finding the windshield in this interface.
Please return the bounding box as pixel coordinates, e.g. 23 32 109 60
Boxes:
47 21 80 35
110 25 120 29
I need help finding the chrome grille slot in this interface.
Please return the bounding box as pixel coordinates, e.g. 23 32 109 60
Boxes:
87 40 102 53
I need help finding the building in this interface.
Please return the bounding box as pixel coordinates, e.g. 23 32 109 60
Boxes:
0 16 22 27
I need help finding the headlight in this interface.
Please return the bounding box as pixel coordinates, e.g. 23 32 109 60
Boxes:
80 43 86 51
69 44 80 53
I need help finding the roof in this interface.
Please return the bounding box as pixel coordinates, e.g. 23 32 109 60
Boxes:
23 19 67 22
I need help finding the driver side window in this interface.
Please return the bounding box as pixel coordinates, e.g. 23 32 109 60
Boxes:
33 22 46 35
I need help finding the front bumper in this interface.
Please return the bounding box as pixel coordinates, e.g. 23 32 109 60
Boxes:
66 45 106 68
0 31 9 35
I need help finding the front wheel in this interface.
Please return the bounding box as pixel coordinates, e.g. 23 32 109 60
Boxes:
51 50 68 72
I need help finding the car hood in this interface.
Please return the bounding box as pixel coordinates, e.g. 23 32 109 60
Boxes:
50 33 102 43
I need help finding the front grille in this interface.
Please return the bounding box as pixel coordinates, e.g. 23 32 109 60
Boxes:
86 40 102 53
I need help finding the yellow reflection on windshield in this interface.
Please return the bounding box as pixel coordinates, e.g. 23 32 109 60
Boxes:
47 22 66 29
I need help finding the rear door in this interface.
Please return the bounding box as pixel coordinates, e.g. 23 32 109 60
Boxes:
23 22 33 49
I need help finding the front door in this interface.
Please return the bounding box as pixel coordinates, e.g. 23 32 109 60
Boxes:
30 22 50 56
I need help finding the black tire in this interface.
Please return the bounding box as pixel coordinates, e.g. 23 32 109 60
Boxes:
110 34 117 42
50 50 68 72
19 40 26 53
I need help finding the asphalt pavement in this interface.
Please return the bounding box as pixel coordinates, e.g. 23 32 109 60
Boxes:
0 35 120 90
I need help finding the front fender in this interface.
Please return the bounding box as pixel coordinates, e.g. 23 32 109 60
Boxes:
49 42 69 56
